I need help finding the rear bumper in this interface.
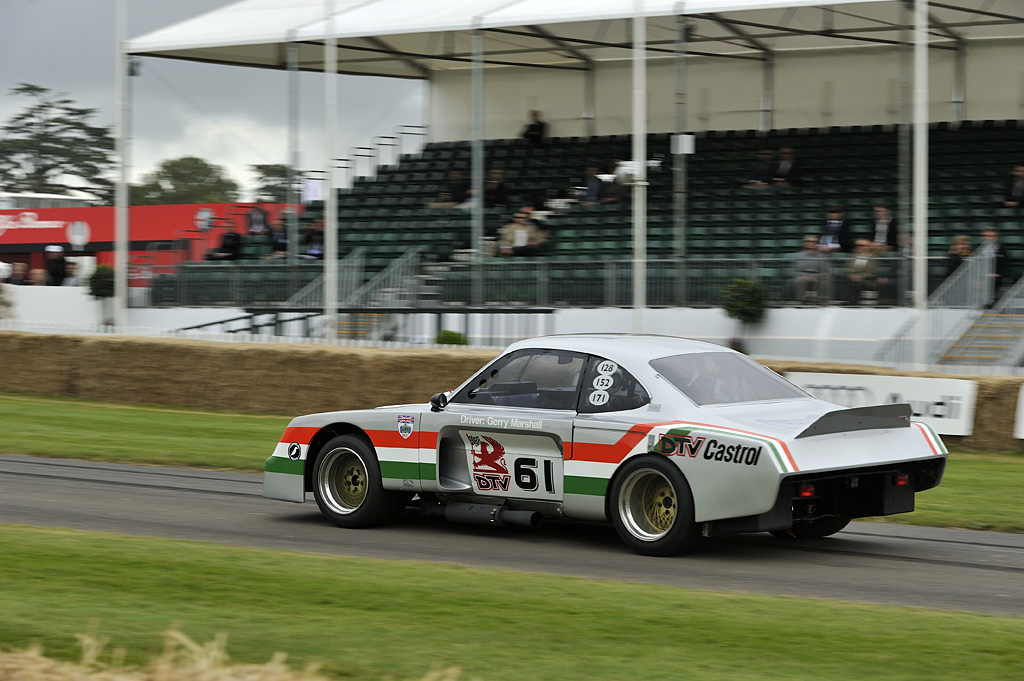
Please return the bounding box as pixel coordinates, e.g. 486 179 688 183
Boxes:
705 457 946 536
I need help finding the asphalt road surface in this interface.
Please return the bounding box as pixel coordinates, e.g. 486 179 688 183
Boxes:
2 454 1022 618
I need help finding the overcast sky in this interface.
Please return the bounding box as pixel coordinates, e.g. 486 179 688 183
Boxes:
1 0 426 200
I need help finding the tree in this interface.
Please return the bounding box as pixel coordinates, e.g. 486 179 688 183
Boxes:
134 156 239 205
0 83 115 203
251 163 304 203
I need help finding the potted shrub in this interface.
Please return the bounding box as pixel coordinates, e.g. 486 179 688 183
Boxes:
721 278 767 353
88 264 115 325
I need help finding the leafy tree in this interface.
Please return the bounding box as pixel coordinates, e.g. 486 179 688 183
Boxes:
0 83 115 203
251 163 303 203
134 156 239 205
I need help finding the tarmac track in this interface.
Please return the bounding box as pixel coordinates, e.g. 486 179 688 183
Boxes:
2 453 1022 618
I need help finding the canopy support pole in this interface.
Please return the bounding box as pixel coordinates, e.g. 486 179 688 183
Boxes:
324 0 338 337
632 6 648 332
287 39 300 265
673 9 688 306
472 28 485 304
114 0 129 329
912 0 929 366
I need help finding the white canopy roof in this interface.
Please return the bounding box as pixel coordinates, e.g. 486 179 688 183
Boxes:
127 0 1024 79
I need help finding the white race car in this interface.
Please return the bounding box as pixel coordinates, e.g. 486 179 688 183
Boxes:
264 335 947 555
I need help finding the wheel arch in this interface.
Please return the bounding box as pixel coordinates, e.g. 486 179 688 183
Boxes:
304 423 375 493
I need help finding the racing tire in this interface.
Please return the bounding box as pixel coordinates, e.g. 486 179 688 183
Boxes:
609 456 700 556
312 435 409 528
770 516 851 540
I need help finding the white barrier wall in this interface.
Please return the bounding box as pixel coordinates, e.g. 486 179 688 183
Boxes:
430 39 1022 141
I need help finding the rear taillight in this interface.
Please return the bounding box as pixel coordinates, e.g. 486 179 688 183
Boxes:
893 473 910 487
798 483 815 498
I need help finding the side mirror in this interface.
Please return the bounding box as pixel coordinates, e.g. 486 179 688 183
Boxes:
429 392 448 412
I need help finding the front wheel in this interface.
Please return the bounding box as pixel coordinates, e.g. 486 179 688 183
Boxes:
609 456 700 556
312 434 408 528
770 516 850 540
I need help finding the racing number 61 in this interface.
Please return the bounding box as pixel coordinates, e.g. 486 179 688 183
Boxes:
514 457 555 493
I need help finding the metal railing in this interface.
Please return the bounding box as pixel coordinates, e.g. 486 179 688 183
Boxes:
432 255 939 309
283 248 366 309
874 252 994 365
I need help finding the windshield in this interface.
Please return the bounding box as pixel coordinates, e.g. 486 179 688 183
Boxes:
650 352 809 406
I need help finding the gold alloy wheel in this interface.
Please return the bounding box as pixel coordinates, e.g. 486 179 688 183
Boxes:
317 447 368 515
618 468 677 541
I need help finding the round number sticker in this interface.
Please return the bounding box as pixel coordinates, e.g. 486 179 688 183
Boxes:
592 374 614 390
588 390 610 406
596 361 618 375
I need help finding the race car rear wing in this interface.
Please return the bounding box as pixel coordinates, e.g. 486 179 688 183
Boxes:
795 403 912 439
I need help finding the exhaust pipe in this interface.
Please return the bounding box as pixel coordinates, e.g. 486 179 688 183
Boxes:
422 500 543 528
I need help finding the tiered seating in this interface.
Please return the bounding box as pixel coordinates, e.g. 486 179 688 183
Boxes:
150 120 1024 307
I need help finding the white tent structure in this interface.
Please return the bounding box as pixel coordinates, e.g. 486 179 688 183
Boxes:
118 0 1024 362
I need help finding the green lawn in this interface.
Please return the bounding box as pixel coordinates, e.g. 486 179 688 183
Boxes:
1 524 1022 681
1 391 1023 532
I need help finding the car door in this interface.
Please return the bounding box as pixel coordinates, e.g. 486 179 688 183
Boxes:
418 348 586 502
564 355 654 521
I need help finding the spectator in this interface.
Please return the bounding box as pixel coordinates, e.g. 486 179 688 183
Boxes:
302 218 325 259
246 203 270 235
1004 164 1024 210
428 169 471 209
44 245 67 285
28 268 48 286
844 239 879 304
945 235 971 277
521 110 547 148
746 148 776 189
870 202 898 251
61 262 82 286
206 230 241 260
484 168 509 208
772 147 803 187
0 262 10 320
793 235 827 304
269 222 289 258
5 262 29 285
819 206 853 253
581 165 604 205
979 228 1010 298
498 209 546 257
601 163 627 204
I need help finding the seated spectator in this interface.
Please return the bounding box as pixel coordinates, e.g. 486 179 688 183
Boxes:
1004 164 1024 210
498 209 546 257
945 235 971 277
246 203 270 235
301 218 325 259
581 165 604 205
5 262 29 285
427 169 471 209
28 268 48 286
844 239 879 304
206 230 241 260
819 206 853 253
269 222 289 258
485 168 509 208
61 262 82 286
521 110 547 148
870 202 898 251
793 235 826 304
44 245 67 285
746 148 776 189
772 146 803 187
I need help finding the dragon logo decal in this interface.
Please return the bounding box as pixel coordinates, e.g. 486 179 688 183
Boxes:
468 434 510 492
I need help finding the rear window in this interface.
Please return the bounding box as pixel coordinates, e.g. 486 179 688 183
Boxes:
650 352 808 406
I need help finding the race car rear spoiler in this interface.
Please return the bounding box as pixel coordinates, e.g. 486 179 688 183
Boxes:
795 403 912 439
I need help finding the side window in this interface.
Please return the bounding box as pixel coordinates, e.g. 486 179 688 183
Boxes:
578 355 651 413
450 350 586 410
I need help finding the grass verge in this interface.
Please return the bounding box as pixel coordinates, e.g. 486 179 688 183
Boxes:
1 524 1022 681
1 391 1023 532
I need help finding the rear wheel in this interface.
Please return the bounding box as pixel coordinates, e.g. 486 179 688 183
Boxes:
770 516 850 540
312 434 408 528
609 456 699 556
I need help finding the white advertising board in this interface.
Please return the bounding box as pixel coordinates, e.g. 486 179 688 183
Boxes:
1013 385 1024 439
786 372 978 436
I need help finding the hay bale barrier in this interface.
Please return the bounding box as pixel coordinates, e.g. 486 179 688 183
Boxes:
0 332 1021 452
